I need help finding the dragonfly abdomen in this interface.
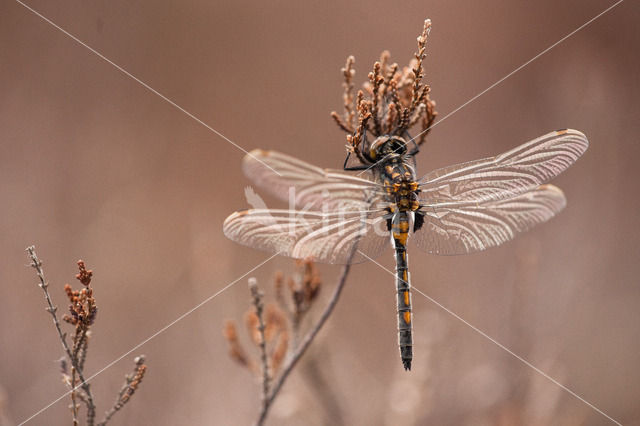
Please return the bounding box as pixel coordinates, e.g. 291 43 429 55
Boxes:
392 212 413 371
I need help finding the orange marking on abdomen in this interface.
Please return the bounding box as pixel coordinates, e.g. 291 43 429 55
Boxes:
403 311 411 324
403 290 410 306
393 231 408 246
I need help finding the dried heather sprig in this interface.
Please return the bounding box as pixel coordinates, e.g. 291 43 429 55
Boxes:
225 278 290 384
270 327 289 374
248 277 271 400
369 61 384 135
223 320 250 368
97 356 147 426
26 247 147 426
26 247 97 425
330 56 357 133
409 19 432 114
273 259 323 335
76 260 93 286
332 19 438 154
350 91 372 160
264 304 286 342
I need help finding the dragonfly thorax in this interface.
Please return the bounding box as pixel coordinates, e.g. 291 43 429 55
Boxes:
379 158 421 214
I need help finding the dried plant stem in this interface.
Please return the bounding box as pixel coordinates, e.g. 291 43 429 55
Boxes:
409 19 431 113
254 254 355 426
331 111 354 133
98 386 130 426
26 246 96 425
370 62 383 135
249 278 271 406
342 56 356 131
333 19 437 151
97 356 147 426
71 367 79 425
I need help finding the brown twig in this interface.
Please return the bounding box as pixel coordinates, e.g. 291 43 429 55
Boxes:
369 62 383 135
347 91 372 164
273 271 288 318
332 19 438 156
278 259 322 342
248 277 271 408
254 250 356 426
97 356 147 426
331 111 354 133
26 246 97 425
418 95 438 145
410 19 431 113
223 320 251 368
330 56 357 133
27 247 147 426
341 55 356 131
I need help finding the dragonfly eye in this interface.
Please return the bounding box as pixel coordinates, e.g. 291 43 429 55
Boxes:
369 136 408 160
388 137 408 155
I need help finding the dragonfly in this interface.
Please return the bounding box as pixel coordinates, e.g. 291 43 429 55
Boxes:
223 129 588 370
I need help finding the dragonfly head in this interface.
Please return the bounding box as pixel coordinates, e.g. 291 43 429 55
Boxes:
368 135 408 161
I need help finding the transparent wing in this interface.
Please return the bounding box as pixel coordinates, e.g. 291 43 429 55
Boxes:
418 129 588 205
243 149 383 211
412 184 566 255
223 208 391 264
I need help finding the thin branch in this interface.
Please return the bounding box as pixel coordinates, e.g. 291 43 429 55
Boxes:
341 56 356 131
26 246 96 425
254 250 356 426
97 356 147 426
417 96 438 146
330 111 353 133
248 278 271 407
71 367 79 425
409 19 431 114
223 320 252 369
78 332 90 371
369 62 383 135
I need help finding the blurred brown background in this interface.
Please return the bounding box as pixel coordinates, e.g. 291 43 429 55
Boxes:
1 0 639 425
